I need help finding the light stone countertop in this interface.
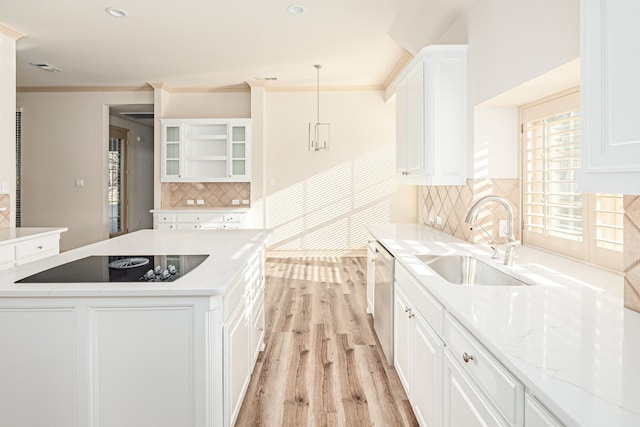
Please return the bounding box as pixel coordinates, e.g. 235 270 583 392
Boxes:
367 223 638 427
150 208 250 212
0 227 68 247
0 229 270 297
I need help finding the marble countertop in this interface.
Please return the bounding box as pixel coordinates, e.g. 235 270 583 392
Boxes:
367 223 639 427
0 229 270 297
0 227 68 247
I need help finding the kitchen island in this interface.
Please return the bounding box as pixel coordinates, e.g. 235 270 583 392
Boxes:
0 229 270 427
368 223 640 427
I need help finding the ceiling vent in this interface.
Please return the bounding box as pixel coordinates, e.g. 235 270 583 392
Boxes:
30 63 62 72
119 112 154 119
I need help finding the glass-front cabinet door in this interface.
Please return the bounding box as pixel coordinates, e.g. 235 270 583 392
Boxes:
162 124 181 180
230 125 249 180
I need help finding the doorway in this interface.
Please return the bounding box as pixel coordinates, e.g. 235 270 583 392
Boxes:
109 125 128 237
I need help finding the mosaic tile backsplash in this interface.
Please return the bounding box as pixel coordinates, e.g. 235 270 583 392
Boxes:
421 178 520 245
0 194 8 228
624 195 640 312
161 182 251 208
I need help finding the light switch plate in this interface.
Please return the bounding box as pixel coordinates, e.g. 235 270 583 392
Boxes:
196 199 205 205
242 200 250 205
436 216 443 226
232 199 240 205
186 199 195 205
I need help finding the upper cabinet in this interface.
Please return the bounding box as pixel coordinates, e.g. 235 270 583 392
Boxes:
581 0 640 194
395 45 468 186
160 118 251 182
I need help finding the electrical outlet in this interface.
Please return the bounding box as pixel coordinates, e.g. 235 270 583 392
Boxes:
232 199 240 205
242 200 250 205
436 216 443 226
186 199 195 205
428 213 435 224
499 220 508 237
196 199 205 205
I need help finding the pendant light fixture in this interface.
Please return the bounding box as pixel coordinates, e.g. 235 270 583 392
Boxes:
309 64 330 151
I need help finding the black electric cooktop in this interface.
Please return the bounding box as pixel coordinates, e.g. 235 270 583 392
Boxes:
16 254 208 283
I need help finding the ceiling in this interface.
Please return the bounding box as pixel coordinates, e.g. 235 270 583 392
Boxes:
3 0 474 89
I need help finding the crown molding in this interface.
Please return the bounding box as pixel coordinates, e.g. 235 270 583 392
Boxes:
0 22 26 40
266 85 384 92
17 85 152 93
382 49 414 89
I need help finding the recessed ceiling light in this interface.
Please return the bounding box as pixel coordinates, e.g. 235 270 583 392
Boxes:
105 7 127 17
30 63 62 72
287 4 305 15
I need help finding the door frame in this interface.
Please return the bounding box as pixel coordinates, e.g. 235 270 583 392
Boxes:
109 125 129 237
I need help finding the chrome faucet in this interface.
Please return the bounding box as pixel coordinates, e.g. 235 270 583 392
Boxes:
464 196 520 265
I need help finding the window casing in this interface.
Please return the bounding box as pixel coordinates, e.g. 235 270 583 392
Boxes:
521 88 623 271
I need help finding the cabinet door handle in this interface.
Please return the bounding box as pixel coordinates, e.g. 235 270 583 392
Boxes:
408 310 414 319
462 352 474 363
37 245 43 249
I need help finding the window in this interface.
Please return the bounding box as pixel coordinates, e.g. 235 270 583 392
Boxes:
521 88 623 271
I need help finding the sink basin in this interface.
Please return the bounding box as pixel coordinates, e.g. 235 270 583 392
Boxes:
416 255 533 286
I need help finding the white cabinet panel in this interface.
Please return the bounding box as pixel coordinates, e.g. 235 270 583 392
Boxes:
225 301 251 426
443 350 509 427
395 45 468 185
581 0 640 193
412 310 443 427
0 308 76 427
394 284 412 394
525 393 563 427
91 306 195 427
366 237 375 314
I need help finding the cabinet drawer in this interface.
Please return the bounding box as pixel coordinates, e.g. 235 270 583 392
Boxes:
444 313 523 426
223 213 244 223
396 263 444 334
0 245 15 268
15 236 60 262
176 213 224 223
156 214 177 223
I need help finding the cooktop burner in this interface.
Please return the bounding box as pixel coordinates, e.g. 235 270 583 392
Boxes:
16 254 208 283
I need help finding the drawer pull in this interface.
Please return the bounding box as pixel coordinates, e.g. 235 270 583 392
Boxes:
462 352 474 363
37 245 43 249
405 307 411 313
408 310 415 319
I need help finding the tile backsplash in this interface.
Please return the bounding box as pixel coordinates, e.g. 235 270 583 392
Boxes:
161 182 250 208
624 195 640 312
421 178 520 245
0 194 9 228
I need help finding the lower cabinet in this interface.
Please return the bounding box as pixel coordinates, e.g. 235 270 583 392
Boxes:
394 276 444 427
152 209 250 230
524 393 563 427
443 349 509 427
0 231 63 271
366 236 376 314
224 299 251 425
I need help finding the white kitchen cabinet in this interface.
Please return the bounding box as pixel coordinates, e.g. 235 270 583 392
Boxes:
394 264 444 427
0 228 65 270
161 118 251 182
152 209 250 230
366 236 375 314
224 292 251 426
444 313 524 426
443 350 509 427
395 45 468 185
524 393 563 427
580 0 640 194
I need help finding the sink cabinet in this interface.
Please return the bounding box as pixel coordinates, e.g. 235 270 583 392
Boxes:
394 263 444 427
161 118 251 182
580 0 640 193
394 45 468 185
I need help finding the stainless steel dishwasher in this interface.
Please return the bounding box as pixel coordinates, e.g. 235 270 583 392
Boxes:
374 241 394 365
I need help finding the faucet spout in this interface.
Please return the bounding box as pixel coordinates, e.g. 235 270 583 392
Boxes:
465 196 519 265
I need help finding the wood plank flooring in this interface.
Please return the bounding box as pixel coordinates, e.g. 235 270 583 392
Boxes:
235 256 418 426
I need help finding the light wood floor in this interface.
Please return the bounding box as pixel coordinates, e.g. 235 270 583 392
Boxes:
235 256 418 426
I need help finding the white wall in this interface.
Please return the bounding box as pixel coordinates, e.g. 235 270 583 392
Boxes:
430 0 580 180
263 89 417 251
109 115 154 232
17 90 153 251
0 32 17 225
162 92 250 118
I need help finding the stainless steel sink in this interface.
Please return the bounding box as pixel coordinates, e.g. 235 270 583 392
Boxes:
416 255 533 286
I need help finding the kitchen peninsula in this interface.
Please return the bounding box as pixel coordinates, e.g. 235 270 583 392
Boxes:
0 229 270 427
